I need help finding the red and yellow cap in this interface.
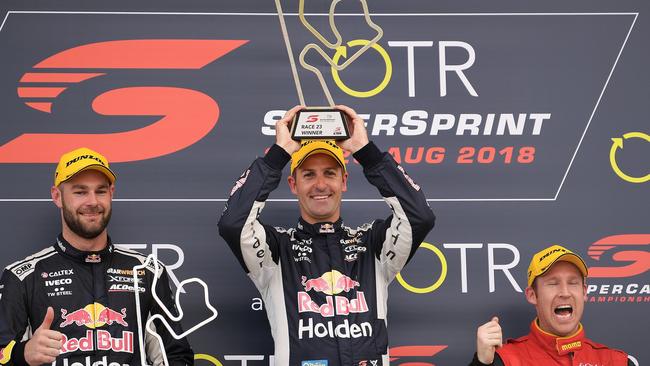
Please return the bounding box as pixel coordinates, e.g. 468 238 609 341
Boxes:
290 140 346 174
527 245 588 287
54 147 116 186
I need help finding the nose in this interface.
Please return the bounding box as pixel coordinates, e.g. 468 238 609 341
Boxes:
558 282 571 297
314 175 327 190
85 192 99 206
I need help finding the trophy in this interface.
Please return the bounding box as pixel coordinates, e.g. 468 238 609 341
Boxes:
273 0 384 141
290 107 350 140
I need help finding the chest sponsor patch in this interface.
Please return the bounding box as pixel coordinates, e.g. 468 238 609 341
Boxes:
302 360 328 366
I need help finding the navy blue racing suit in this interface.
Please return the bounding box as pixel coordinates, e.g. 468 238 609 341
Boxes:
218 142 435 366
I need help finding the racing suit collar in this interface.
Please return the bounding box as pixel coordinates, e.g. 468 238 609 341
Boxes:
530 318 585 356
54 234 114 263
297 217 344 235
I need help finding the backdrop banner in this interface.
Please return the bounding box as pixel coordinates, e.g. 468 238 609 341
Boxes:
0 1 647 365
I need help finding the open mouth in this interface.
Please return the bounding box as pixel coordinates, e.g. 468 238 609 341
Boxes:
554 305 573 318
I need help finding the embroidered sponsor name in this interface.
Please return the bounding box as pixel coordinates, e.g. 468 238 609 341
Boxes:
561 341 581 351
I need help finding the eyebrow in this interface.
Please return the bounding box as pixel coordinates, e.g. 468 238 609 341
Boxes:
70 184 109 190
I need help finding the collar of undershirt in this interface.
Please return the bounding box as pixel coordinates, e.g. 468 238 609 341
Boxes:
54 234 114 263
530 318 586 356
296 217 344 235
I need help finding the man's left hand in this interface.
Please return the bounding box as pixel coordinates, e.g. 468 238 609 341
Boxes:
336 105 369 154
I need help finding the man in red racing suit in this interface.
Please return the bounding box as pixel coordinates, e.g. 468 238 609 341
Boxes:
469 245 631 366
218 105 435 366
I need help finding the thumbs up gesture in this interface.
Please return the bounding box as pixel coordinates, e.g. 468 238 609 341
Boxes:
24 307 63 366
476 316 503 364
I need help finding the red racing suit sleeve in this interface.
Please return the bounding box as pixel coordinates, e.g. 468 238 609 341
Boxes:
0 269 30 366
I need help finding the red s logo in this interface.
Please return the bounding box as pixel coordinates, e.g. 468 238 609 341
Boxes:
388 345 447 365
588 234 650 278
1 39 248 163
305 115 319 123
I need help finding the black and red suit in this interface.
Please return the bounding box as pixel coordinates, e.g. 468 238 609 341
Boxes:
0 235 194 366
218 142 436 366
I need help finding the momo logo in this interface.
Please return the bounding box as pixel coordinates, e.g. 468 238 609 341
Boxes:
0 39 248 163
588 234 650 278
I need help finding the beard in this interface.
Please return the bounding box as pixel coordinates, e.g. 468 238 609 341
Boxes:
62 200 112 239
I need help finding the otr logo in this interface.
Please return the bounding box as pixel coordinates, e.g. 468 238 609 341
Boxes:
396 242 523 294
1 39 248 163
330 40 477 98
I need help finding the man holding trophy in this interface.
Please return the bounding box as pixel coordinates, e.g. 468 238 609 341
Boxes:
218 104 435 365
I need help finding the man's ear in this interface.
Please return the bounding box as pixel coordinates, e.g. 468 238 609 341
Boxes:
341 171 348 192
287 174 298 195
525 286 537 305
51 185 63 208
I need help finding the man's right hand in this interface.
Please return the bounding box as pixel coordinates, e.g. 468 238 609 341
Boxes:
275 105 304 155
24 307 62 366
476 316 502 364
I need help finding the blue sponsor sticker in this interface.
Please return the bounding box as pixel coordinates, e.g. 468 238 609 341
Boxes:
301 360 328 366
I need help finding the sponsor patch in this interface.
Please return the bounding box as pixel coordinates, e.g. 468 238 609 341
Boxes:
319 223 335 234
107 268 146 276
302 360 328 366
109 284 146 293
85 254 101 263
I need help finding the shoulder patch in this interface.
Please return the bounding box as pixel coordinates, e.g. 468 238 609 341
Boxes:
583 339 627 354
6 247 57 281
343 222 373 236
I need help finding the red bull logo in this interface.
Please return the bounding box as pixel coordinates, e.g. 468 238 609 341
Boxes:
60 303 128 329
60 308 93 327
85 254 101 263
60 330 134 354
298 271 368 318
97 307 128 326
301 270 360 295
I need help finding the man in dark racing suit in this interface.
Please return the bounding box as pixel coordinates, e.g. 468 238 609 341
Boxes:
0 148 193 366
218 105 435 366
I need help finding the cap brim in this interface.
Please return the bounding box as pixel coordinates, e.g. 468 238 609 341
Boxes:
539 253 589 281
58 164 116 186
293 148 346 173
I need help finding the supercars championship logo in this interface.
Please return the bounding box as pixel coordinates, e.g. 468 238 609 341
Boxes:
586 234 650 303
1 39 247 163
0 12 640 200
